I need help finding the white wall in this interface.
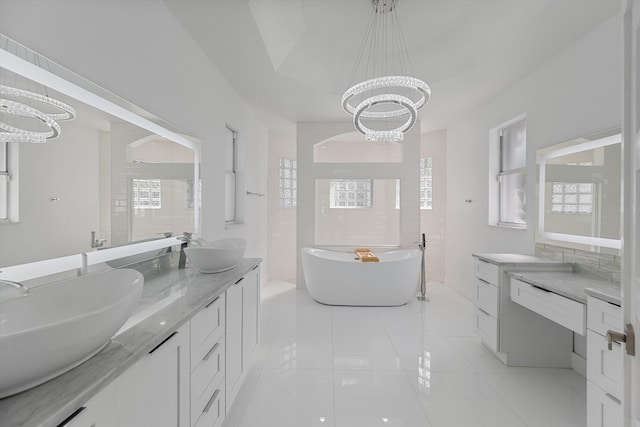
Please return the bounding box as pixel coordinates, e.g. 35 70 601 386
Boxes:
444 16 622 298
267 129 297 282
0 125 100 266
420 130 447 283
0 0 269 276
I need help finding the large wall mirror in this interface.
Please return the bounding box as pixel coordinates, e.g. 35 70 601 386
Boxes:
537 129 621 252
0 36 200 267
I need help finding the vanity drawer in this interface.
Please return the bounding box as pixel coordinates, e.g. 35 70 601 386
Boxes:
587 329 623 399
191 294 225 371
194 382 225 427
474 277 499 318
474 258 500 285
191 340 225 426
587 296 622 337
510 278 586 335
587 380 622 427
474 307 498 352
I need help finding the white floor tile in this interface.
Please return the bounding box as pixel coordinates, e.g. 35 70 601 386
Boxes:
238 369 335 427
391 335 475 373
333 370 431 427
546 368 588 399
263 332 333 371
487 371 587 427
333 334 401 371
331 306 387 335
279 301 333 335
377 305 443 336
409 372 527 427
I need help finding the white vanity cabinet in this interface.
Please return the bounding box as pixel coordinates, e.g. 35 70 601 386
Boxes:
586 296 623 427
471 254 573 367
137 322 191 427
190 294 226 427
47 262 263 427
57 379 118 426
58 323 190 427
226 265 260 413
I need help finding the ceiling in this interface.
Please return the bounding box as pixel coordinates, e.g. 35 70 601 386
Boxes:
164 0 620 133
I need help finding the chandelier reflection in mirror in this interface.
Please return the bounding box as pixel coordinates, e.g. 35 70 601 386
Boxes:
342 0 430 142
0 37 76 143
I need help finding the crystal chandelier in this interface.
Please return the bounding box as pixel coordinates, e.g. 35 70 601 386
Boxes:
0 38 76 143
342 0 430 142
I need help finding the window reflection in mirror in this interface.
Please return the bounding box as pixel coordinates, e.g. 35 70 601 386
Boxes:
537 130 621 251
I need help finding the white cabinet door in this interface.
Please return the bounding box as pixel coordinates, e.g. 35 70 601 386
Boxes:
226 279 244 408
139 322 190 427
242 267 260 366
59 377 118 427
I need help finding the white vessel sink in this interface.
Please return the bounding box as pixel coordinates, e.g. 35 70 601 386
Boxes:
0 268 143 398
184 238 246 273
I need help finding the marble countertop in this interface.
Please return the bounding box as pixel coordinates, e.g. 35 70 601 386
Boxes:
509 271 621 305
473 253 569 266
0 258 262 427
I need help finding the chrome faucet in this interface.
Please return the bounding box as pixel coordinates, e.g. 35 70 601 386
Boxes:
0 279 30 297
177 232 193 269
91 231 107 249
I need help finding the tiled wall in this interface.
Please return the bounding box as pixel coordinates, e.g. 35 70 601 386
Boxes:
535 243 620 282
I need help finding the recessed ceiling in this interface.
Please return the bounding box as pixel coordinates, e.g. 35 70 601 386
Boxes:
165 0 620 133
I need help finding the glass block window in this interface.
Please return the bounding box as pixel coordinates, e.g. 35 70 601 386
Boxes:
420 157 433 209
279 158 297 208
551 182 593 214
133 179 162 209
329 179 372 209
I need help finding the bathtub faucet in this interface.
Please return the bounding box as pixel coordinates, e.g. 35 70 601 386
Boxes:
417 233 429 301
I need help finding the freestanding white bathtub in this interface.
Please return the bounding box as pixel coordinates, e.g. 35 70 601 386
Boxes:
301 247 422 306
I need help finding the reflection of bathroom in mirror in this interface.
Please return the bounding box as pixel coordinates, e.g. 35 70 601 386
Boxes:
0 36 200 268
537 129 621 252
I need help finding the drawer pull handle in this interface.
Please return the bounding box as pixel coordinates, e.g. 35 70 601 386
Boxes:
203 389 220 414
531 284 552 293
252 265 259 271
203 342 220 362
478 307 490 316
149 331 178 354
235 277 244 285
605 393 621 405
205 296 220 308
57 406 87 426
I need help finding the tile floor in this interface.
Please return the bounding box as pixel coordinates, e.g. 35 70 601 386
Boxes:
224 280 586 427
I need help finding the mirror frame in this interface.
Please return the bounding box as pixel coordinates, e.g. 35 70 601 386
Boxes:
538 132 622 250
0 40 200 248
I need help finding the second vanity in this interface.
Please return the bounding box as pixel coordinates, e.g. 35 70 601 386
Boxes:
473 253 624 427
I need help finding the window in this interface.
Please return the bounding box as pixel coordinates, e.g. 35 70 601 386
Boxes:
279 158 297 208
132 179 162 209
498 119 526 226
420 157 433 210
0 141 18 222
329 179 372 209
225 126 237 222
551 182 594 214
